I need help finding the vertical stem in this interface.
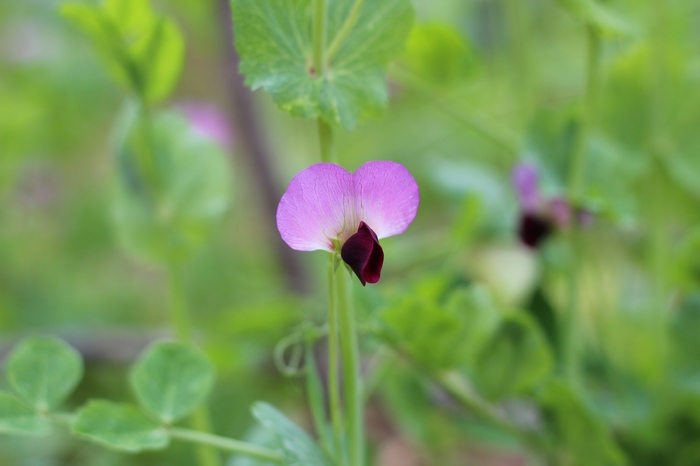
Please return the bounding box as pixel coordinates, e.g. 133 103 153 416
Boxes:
505 0 531 124
327 255 346 463
318 119 336 163
168 262 222 466
561 24 601 382
305 336 334 455
336 267 364 466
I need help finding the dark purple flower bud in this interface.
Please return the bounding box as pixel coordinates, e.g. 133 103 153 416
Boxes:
341 222 384 286
518 213 553 248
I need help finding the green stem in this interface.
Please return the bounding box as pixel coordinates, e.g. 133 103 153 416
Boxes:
326 0 366 62
168 262 193 343
561 24 601 382
328 255 346 463
505 0 531 124
170 428 283 463
336 266 364 466
318 119 336 163
437 372 550 453
167 262 221 466
305 336 334 456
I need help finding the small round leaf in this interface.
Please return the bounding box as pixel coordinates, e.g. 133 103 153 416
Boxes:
130 342 215 423
0 392 51 436
73 400 169 452
7 336 84 411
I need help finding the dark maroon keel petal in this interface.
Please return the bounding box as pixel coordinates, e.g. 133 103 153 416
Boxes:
340 222 385 286
518 213 553 248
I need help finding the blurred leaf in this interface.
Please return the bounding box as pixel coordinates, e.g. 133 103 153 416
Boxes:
62 0 184 104
400 22 478 87
382 294 469 370
231 0 414 129
472 313 553 401
0 392 51 437
130 341 215 423
539 380 627 465
72 400 169 452
6 336 83 411
113 108 231 264
251 402 331 466
230 425 281 466
525 286 559 356
555 0 632 36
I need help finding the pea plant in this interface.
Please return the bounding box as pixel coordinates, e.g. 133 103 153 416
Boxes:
1 0 699 465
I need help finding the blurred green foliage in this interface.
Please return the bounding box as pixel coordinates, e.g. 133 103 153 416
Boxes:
0 0 699 465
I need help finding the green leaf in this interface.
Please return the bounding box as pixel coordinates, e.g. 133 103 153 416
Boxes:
130 341 215 423
231 0 415 129
62 0 184 104
472 313 553 401
113 108 232 264
400 22 478 87
251 402 332 466
72 400 169 452
0 392 51 436
6 336 84 411
539 380 627 466
555 0 632 37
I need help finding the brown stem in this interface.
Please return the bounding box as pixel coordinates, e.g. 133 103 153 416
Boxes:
217 0 310 294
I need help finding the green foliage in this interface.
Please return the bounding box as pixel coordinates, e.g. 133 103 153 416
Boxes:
0 392 51 437
72 400 170 452
472 313 553 401
130 342 215 424
400 22 478 87
113 108 232 264
62 0 184 104
6 336 84 412
539 380 627 465
251 402 332 466
231 0 414 129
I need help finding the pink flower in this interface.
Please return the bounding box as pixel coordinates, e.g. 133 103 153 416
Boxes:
277 162 419 285
179 103 233 149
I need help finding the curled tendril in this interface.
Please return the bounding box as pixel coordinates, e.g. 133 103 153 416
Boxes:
273 324 327 377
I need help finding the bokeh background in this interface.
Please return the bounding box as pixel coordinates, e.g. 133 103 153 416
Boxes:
1 0 700 465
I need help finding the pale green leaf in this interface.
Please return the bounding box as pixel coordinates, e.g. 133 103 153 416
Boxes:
555 0 632 37
252 402 332 466
6 336 84 411
0 392 51 437
130 342 215 423
231 0 415 129
72 400 169 452
113 108 231 264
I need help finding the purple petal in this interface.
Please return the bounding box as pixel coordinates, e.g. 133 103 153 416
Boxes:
341 222 384 286
353 161 419 239
512 163 540 212
276 163 353 252
548 197 572 228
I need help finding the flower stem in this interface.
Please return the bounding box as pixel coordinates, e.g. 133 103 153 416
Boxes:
326 0 366 63
318 119 336 163
562 24 601 382
327 254 346 464
170 428 283 463
335 266 364 466
167 262 221 466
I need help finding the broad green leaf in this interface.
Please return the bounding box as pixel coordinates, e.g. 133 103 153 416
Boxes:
113 108 231 264
400 22 478 87
6 336 84 411
555 0 632 37
62 0 184 104
251 402 331 466
72 400 169 452
130 342 215 423
230 425 281 466
231 0 414 129
0 392 51 436
539 380 627 466
472 313 553 401
444 287 500 367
